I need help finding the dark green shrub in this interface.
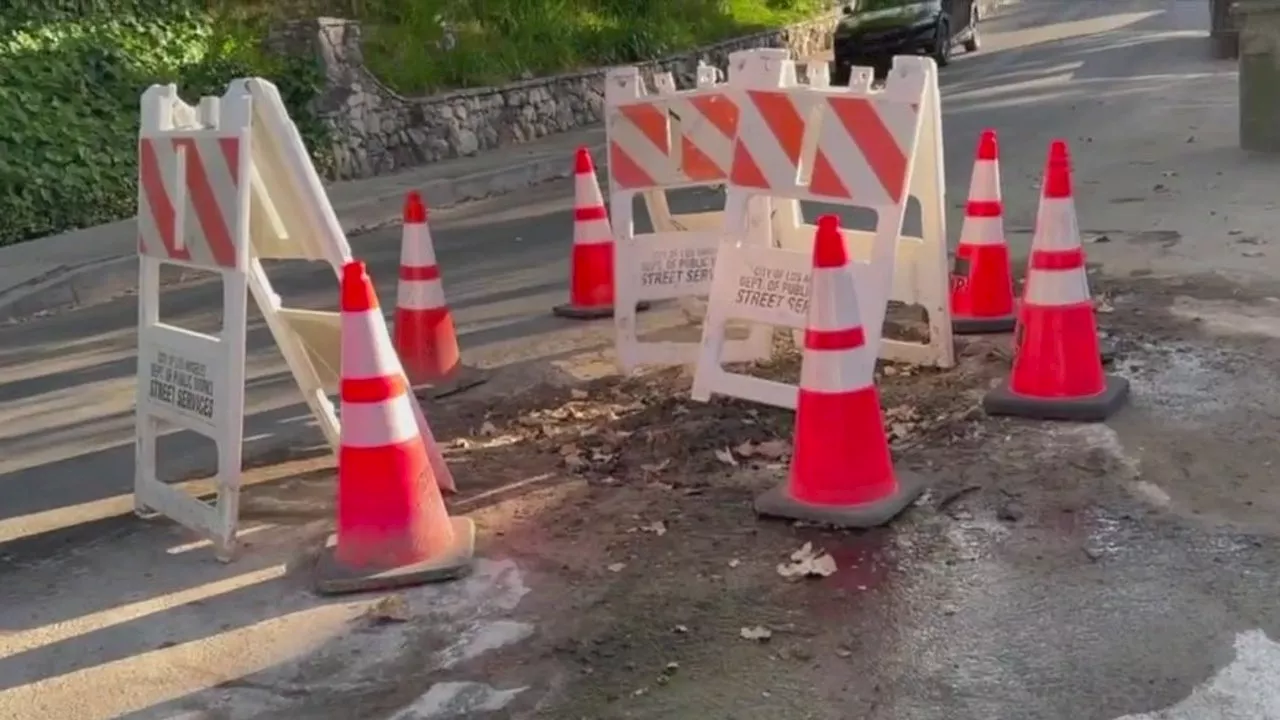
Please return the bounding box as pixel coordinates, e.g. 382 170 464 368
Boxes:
0 4 329 245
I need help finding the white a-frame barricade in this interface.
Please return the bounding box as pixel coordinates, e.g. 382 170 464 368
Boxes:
607 60 777 372
771 62 954 368
135 78 431 560
691 52 939 410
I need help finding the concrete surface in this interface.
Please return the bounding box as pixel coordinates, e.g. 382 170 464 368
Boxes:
0 129 606 323
8 1 1280 718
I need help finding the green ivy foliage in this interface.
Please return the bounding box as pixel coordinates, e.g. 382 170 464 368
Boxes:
0 4 330 246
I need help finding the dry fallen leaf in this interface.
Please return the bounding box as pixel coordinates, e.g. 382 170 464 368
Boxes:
754 439 790 459
714 448 739 466
888 422 915 441
607 562 627 573
728 558 742 568
777 542 838 579
641 521 667 536
740 626 773 641
641 459 672 474
367 595 410 623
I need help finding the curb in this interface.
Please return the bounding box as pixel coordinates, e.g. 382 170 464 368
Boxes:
0 142 608 324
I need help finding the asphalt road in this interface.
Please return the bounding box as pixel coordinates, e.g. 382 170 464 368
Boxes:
0 0 1213 555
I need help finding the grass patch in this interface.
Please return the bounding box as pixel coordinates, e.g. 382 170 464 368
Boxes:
218 0 832 95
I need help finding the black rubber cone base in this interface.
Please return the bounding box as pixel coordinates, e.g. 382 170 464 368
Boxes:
314 516 476 596
954 313 1017 335
754 470 927 529
552 300 650 320
983 374 1130 422
413 363 489 400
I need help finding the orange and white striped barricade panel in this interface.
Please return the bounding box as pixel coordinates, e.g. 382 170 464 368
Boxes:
772 57 953 368
135 84 253 559
692 51 947 410
607 57 782 373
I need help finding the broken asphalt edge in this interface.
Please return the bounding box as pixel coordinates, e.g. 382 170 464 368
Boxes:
0 142 608 324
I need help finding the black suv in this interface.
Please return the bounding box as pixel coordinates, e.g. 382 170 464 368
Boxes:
832 0 980 82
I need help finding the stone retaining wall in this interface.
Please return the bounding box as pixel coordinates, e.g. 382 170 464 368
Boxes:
265 12 845 180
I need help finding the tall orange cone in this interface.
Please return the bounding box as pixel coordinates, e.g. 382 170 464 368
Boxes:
394 191 487 399
1017 151 1116 364
553 147 647 319
985 140 1129 422
754 215 926 528
951 129 1016 334
315 261 475 595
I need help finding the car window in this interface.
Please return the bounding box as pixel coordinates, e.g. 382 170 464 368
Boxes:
852 0 917 11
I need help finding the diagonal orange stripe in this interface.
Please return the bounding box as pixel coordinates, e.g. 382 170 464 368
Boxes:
747 91 804 166
609 141 656 189
826 97 909 202
620 103 670 154
809 150 851 200
680 136 724 182
218 137 241 187
138 138 188 262
688 94 738 139
729 140 770 189
173 138 238 269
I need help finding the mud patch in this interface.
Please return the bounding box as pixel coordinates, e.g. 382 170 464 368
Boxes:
1095 278 1280 532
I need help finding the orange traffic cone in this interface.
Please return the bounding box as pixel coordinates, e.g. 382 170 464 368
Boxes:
951 129 1016 334
1017 150 1116 364
985 140 1129 422
553 147 647 319
315 261 475 595
394 191 487 399
754 215 926 528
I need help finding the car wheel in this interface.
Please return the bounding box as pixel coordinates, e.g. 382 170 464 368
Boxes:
933 22 953 66
963 9 981 52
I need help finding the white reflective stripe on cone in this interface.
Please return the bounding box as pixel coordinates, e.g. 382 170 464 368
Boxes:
1024 268 1091 306
574 172 604 206
400 225 438 266
398 278 447 310
342 394 420 447
807 267 862 332
959 215 1004 246
574 216 612 245
800 347 871 394
341 309 405 378
968 160 1000 201
1032 197 1081 252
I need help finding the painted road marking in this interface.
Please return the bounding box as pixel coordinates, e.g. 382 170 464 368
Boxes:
1113 630 1280 719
